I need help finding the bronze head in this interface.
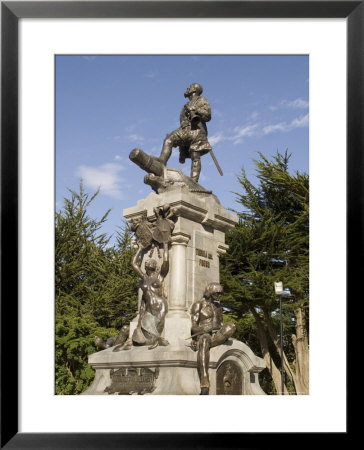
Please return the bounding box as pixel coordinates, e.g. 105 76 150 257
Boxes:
204 282 223 299
145 258 157 272
184 83 203 98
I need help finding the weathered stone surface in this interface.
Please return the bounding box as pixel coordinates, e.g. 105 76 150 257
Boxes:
82 339 266 395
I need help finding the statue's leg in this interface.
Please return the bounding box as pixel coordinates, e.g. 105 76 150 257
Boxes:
113 325 130 346
197 334 212 389
210 323 236 348
159 131 179 165
154 310 169 348
113 338 132 352
190 151 201 182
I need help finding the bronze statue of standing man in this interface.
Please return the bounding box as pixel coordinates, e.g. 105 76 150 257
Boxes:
157 83 213 182
190 282 236 394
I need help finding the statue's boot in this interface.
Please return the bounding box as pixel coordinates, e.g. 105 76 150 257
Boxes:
200 378 210 395
113 338 132 352
147 336 169 350
158 337 169 346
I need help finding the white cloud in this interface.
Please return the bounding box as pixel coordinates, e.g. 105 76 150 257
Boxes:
128 134 145 144
263 113 309 135
209 132 225 146
76 162 125 199
114 155 123 161
283 98 309 109
291 114 309 127
233 124 259 138
209 113 308 145
270 97 309 111
209 125 258 147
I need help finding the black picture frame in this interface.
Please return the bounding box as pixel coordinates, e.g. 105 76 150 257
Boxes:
1 1 357 448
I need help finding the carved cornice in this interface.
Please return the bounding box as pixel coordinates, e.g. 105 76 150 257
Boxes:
170 232 190 246
217 243 229 256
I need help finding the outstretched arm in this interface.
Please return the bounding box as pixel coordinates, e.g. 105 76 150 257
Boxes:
131 245 144 279
159 242 169 280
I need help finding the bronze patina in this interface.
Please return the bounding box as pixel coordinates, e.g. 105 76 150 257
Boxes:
114 241 170 351
129 83 222 184
94 324 130 350
131 217 154 249
158 83 213 182
216 360 242 395
190 282 236 395
152 205 175 244
105 367 159 395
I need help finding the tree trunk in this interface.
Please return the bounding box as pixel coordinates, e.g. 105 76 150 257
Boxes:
292 306 309 394
263 309 295 385
251 308 289 395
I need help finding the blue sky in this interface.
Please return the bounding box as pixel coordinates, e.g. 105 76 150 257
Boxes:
56 55 308 243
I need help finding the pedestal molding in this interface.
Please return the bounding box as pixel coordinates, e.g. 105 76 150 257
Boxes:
170 232 190 246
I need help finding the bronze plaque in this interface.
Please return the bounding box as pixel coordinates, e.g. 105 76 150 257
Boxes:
216 361 242 395
105 367 159 395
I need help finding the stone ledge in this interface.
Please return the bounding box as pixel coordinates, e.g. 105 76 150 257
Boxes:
123 188 237 233
88 339 265 373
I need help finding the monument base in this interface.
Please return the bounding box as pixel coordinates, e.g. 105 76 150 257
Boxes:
82 339 266 395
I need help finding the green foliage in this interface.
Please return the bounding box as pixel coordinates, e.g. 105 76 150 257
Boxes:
55 183 138 394
220 151 309 394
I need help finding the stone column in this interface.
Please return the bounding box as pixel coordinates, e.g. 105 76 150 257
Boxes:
168 232 190 318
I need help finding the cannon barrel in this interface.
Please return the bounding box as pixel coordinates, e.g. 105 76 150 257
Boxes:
129 148 165 177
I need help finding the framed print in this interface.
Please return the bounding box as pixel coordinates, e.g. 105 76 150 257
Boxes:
2 0 360 447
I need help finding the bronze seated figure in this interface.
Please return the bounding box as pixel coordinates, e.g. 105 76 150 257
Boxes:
190 282 236 394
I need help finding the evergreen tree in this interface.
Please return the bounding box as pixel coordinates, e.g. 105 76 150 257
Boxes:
55 183 138 394
220 151 309 394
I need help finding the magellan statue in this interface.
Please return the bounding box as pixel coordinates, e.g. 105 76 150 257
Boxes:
157 83 212 182
129 83 222 189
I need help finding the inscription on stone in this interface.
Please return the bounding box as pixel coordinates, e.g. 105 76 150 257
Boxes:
196 248 213 259
199 259 210 268
196 248 213 268
216 361 242 395
105 367 159 395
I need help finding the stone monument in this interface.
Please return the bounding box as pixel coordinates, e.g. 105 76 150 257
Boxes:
83 84 266 395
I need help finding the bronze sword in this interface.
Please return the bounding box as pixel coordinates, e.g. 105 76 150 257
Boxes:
209 149 223 176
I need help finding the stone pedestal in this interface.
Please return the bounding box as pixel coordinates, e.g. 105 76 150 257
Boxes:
123 186 236 320
84 174 266 395
84 340 266 395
